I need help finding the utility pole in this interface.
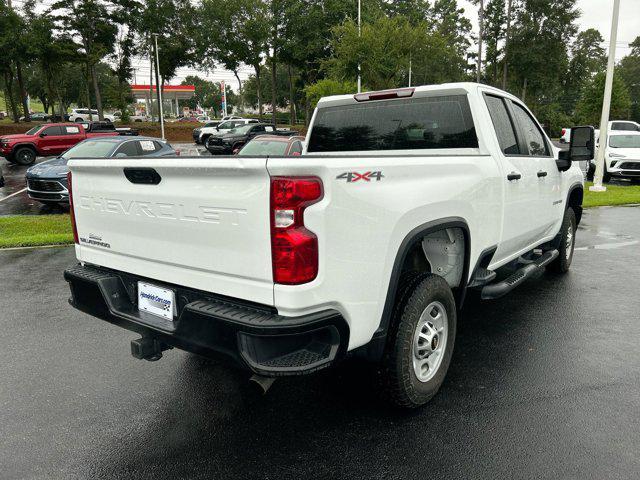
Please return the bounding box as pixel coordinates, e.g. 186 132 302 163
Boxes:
357 0 361 93
149 53 154 121
590 0 621 193
502 0 512 90
408 53 412 87
477 0 484 83
152 33 165 140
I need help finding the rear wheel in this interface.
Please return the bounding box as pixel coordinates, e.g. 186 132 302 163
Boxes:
548 207 576 273
379 273 456 408
13 146 37 165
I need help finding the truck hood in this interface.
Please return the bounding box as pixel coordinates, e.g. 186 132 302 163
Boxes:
26 156 69 177
0 133 34 142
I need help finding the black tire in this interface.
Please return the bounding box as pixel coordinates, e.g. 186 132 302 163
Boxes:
548 207 576 273
603 163 611 183
379 273 457 408
13 146 37 165
586 163 595 181
74 117 84 123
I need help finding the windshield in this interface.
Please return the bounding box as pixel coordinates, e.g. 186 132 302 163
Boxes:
63 140 116 158
25 126 42 135
217 121 236 129
238 139 289 156
228 125 253 135
609 135 640 149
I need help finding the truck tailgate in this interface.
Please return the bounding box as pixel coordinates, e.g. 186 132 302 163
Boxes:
68 156 274 306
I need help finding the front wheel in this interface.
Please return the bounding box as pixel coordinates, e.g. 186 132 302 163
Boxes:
548 207 576 273
379 273 457 408
13 147 37 165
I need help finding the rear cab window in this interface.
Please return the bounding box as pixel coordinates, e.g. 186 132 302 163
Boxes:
307 94 478 152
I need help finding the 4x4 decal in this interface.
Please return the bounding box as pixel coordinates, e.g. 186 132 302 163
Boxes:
336 171 384 183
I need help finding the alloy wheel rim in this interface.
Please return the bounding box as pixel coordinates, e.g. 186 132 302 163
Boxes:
412 301 448 383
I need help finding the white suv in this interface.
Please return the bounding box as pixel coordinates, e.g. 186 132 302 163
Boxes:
69 108 115 123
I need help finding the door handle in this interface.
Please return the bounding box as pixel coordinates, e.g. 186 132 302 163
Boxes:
507 172 522 181
537 170 548 178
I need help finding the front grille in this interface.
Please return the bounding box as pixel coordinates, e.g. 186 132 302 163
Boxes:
27 179 65 192
208 137 223 146
619 162 640 170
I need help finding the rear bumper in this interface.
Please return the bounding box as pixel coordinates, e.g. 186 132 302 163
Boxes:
64 263 349 376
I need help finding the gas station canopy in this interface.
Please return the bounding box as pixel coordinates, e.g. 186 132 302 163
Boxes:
130 84 195 101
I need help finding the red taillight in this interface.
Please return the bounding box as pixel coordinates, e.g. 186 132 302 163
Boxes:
67 172 79 244
270 176 323 285
561 128 566 136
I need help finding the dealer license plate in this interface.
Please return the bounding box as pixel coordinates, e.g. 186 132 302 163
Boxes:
138 282 176 321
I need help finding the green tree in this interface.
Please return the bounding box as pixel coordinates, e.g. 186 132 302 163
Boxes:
575 71 631 125
0 2 22 121
483 0 506 85
618 36 640 122
508 0 579 104
562 28 606 114
304 78 358 109
51 0 119 120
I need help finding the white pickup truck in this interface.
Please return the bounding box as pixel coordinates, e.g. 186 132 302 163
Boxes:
64 83 593 407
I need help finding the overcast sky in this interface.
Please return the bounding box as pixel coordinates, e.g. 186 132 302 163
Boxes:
459 0 638 60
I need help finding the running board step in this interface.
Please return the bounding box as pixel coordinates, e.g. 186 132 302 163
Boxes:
481 249 559 300
468 267 497 288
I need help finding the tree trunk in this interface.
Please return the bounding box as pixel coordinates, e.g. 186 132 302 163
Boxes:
287 64 296 126
255 65 262 121
16 61 30 121
90 63 104 121
270 56 277 126
502 0 512 90
85 65 93 120
4 71 20 122
521 77 527 102
234 70 242 112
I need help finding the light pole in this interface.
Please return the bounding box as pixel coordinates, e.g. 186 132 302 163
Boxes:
590 0 621 192
152 33 165 140
357 0 361 93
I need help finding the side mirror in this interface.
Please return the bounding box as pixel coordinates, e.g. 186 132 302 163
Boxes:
557 125 594 171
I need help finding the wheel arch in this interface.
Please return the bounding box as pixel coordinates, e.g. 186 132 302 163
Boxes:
358 217 471 362
567 183 583 225
11 142 39 156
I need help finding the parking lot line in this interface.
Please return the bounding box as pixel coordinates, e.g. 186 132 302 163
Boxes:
0 187 27 203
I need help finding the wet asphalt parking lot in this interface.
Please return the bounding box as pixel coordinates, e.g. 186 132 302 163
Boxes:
1 205 639 479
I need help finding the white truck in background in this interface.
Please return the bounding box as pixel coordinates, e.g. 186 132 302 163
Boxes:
64 83 593 407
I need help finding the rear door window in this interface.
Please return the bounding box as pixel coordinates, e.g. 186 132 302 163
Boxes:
484 95 520 155
63 126 81 135
289 141 303 155
42 126 63 136
114 141 139 156
307 94 478 152
510 103 550 156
